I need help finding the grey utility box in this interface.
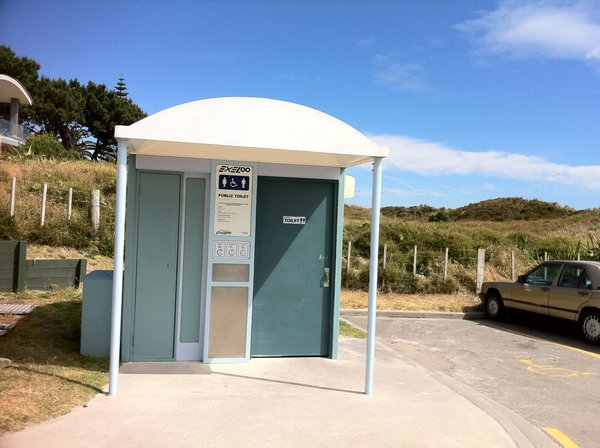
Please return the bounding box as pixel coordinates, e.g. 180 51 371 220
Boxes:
81 270 113 357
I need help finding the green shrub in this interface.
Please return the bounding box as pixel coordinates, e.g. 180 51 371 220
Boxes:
16 134 78 160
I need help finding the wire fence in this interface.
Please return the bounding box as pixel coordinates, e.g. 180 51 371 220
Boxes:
5 176 103 229
342 240 581 294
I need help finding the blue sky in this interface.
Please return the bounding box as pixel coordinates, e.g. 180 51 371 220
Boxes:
2 0 600 210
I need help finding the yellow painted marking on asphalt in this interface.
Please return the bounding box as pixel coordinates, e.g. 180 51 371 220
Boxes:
520 359 593 377
553 343 600 360
543 427 580 448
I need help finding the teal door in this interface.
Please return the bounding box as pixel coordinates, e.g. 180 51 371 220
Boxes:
132 172 180 360
252 177 336 356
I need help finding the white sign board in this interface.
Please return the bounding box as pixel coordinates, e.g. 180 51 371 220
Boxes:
214 164 253 236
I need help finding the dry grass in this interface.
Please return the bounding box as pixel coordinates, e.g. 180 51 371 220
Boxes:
0 288 108 435
26 244 114 272
341 290 483 312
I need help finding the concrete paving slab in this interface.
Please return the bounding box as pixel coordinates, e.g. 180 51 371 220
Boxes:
2 339 519 448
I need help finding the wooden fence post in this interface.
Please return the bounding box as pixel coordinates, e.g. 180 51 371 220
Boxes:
511 250 516 281
444 247 449 281
91 189 100 230
413 244 418 276
347 241 352 271
476 248 486 293
67 187 73 221
40 183 47 226
383 243 387 270
10 176 16 217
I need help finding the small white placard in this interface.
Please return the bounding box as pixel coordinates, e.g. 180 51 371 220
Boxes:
283 216 306 225
213 240 251 259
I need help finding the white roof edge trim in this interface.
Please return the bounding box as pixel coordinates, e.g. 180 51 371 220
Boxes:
122 139 384 168
0 75 33 105
114 97 389 164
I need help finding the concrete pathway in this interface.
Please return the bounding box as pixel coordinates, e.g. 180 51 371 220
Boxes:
1 338 543 448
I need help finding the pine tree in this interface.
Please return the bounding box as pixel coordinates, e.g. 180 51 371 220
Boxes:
114 75 128 98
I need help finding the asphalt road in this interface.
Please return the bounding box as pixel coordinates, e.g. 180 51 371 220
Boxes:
345 312 600 448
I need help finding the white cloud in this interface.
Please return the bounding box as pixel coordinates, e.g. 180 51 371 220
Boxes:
371 134 600 189
372 54 430 93
457 0 600 61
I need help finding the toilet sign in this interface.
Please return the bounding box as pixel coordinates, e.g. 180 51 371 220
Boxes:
214 164 253 236
283 216 306 225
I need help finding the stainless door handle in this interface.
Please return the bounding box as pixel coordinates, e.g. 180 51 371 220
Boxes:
323 267 330 288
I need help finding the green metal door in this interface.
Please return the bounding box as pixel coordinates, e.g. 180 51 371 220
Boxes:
252 177 336 356
132 172 180 360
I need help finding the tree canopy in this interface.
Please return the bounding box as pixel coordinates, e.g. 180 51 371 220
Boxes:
0 45 146 159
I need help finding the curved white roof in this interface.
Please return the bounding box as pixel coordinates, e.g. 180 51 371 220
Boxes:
115 97 388 167
0 75 33 105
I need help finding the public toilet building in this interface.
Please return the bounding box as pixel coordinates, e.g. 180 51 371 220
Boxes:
108 97 388 394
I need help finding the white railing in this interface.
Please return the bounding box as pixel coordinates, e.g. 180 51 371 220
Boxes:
0 118 30 141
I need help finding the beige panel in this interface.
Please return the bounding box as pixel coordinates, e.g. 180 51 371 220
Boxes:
209 287 248 358
212 264 250 282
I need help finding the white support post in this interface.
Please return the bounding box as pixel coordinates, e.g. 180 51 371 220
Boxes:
577 253 581 261
109 139 128 396
544 251 548 261
67 188 73 221
10 176 16 217
444 247 449 281
40 183 47 226
365 157 383 396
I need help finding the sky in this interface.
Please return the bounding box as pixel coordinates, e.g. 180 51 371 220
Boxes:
2 0 600 210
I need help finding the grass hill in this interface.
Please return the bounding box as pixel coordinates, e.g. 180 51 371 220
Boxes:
380 197 586 223
450 197 578 221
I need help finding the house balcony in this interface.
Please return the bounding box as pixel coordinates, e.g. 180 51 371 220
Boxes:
0 118 30 146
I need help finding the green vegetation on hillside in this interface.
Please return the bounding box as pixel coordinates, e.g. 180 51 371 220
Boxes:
345 203 600 293
381 197 581 222
2 160 600 291
0 159 116 255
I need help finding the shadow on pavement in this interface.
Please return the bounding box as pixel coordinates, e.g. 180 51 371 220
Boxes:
476 311 600 355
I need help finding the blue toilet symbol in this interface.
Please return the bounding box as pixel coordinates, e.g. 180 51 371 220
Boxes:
241 178 247 189
221 177 227 188
230 178 238 188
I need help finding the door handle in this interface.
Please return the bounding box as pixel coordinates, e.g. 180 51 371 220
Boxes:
578 291 590 296
540 287 550 292
323 267 330 288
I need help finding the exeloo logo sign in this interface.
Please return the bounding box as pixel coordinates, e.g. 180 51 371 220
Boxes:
217 166 251 174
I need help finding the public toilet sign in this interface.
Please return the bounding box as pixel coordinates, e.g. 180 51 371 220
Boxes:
214 164 253 236
283 216 306 225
